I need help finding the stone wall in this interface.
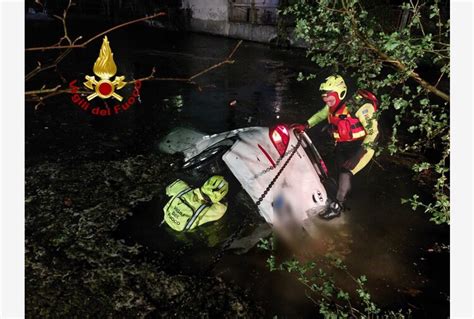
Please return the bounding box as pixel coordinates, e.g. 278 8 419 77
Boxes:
180 0 306 47
182 0 228 21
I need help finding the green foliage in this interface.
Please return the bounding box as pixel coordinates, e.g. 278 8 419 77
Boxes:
259 238 410 318
284 0 450 224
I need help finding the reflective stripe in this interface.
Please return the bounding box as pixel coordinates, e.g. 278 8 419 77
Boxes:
176 188 192 198
333 130 366 140
177 188 195 212
184 204 208 230
168 179 181 189
216 180 225 190
167 188 193 212
352 130 366 138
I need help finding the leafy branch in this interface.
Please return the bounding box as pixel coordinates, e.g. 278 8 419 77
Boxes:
342 0 448 101
258 237 409 318
285 0 450 224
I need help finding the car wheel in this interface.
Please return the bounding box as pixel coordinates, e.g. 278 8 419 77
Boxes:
182 145 229 170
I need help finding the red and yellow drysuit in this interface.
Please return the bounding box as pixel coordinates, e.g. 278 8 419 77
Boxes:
306 91 379 175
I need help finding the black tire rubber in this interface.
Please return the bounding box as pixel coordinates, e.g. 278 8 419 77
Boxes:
182 145 229 170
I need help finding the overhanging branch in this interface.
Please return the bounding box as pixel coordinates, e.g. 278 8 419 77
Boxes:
342 4 449 102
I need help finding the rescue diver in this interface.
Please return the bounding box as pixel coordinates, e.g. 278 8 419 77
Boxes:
163 175 229 231
292 75 379 220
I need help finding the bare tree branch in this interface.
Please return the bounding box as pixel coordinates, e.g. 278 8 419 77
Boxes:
26 40 244 103
133 40 243 84
25 12 166 52
26 48 72 81
25 0 240 107
26 85 62 95
26 11 166 87
53 0 77 47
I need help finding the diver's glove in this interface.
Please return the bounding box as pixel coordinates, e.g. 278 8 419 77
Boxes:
342 147 367 171
290 123 308 133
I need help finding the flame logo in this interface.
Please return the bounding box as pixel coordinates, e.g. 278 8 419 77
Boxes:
83 36 126 101
93 36 117 80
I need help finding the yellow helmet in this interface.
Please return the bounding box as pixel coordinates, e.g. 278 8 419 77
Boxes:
201 175 229 203
319 75 347 100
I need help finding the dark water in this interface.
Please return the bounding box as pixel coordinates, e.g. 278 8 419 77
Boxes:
26 19 449 318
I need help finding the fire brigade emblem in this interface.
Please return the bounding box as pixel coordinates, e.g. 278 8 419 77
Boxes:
84 36 126 101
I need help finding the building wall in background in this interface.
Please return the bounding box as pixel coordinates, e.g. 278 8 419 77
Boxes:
181 0 292 45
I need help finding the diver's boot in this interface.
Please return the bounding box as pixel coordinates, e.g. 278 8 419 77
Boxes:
319 201 343 220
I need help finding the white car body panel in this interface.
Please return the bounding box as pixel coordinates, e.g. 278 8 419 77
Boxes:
182 127 259 162
158 127 206 155
221 127 328 227
161 126 329 228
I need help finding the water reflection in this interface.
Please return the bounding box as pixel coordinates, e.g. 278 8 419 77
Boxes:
301 215 353 259
163 95 184 112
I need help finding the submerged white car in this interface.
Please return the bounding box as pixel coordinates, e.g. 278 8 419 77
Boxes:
159 124 333 232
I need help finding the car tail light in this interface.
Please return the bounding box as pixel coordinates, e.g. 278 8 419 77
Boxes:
269 124 290 157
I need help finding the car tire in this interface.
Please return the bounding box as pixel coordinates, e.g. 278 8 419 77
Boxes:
182 145 229 171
